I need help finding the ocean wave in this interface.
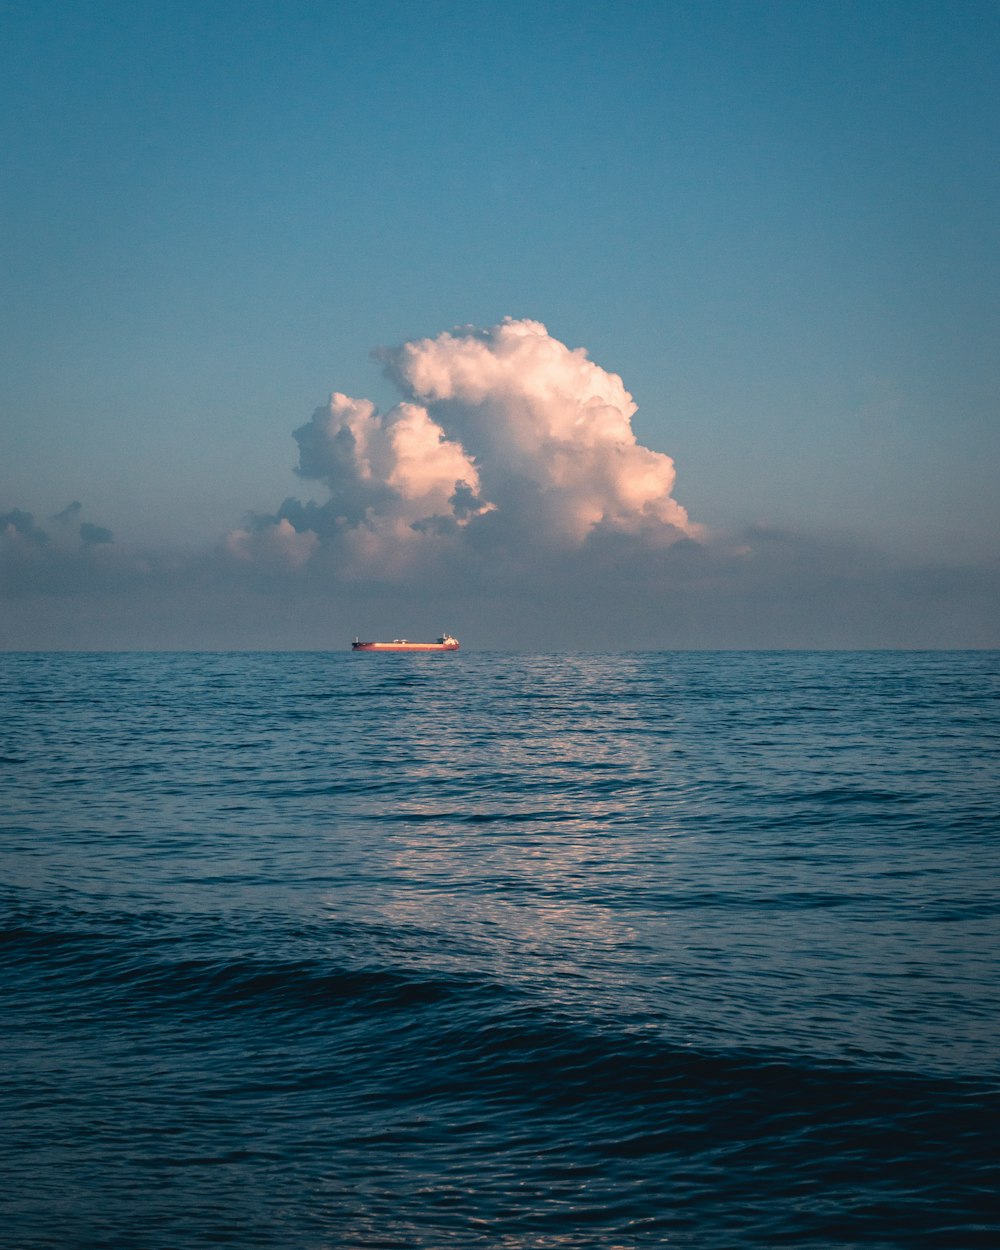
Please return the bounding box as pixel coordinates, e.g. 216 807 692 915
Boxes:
3 649 999 1249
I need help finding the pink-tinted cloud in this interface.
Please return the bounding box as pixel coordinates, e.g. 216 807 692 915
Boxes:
225 517 319 570
235 319 701 575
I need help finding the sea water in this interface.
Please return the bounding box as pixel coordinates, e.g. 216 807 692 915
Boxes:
2 650 997 1248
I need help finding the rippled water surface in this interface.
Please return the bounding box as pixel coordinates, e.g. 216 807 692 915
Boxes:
2 650 998 1248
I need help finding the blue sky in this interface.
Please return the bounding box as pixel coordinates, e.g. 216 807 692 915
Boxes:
1 0 998 647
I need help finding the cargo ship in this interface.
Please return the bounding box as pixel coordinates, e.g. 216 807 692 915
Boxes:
351 634 460 652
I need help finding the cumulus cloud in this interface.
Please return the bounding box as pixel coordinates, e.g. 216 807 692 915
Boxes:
80 522 114 547
2 508 50 546
40 502 115 547
381 318 697 544
52 502 83 526
225 516 318 570
233 318 701 576
0 504 129 598
2 505 115 554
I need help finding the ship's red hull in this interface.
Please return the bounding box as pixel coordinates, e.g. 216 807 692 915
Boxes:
351 641 459 652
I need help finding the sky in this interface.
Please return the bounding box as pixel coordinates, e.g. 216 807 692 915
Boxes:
1 0 998 649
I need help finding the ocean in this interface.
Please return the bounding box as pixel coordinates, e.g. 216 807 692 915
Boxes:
2 649 998 1249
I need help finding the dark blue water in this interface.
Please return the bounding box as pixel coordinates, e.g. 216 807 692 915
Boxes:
2 650 998 1249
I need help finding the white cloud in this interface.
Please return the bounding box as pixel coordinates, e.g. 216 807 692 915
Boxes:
235 318 701 575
